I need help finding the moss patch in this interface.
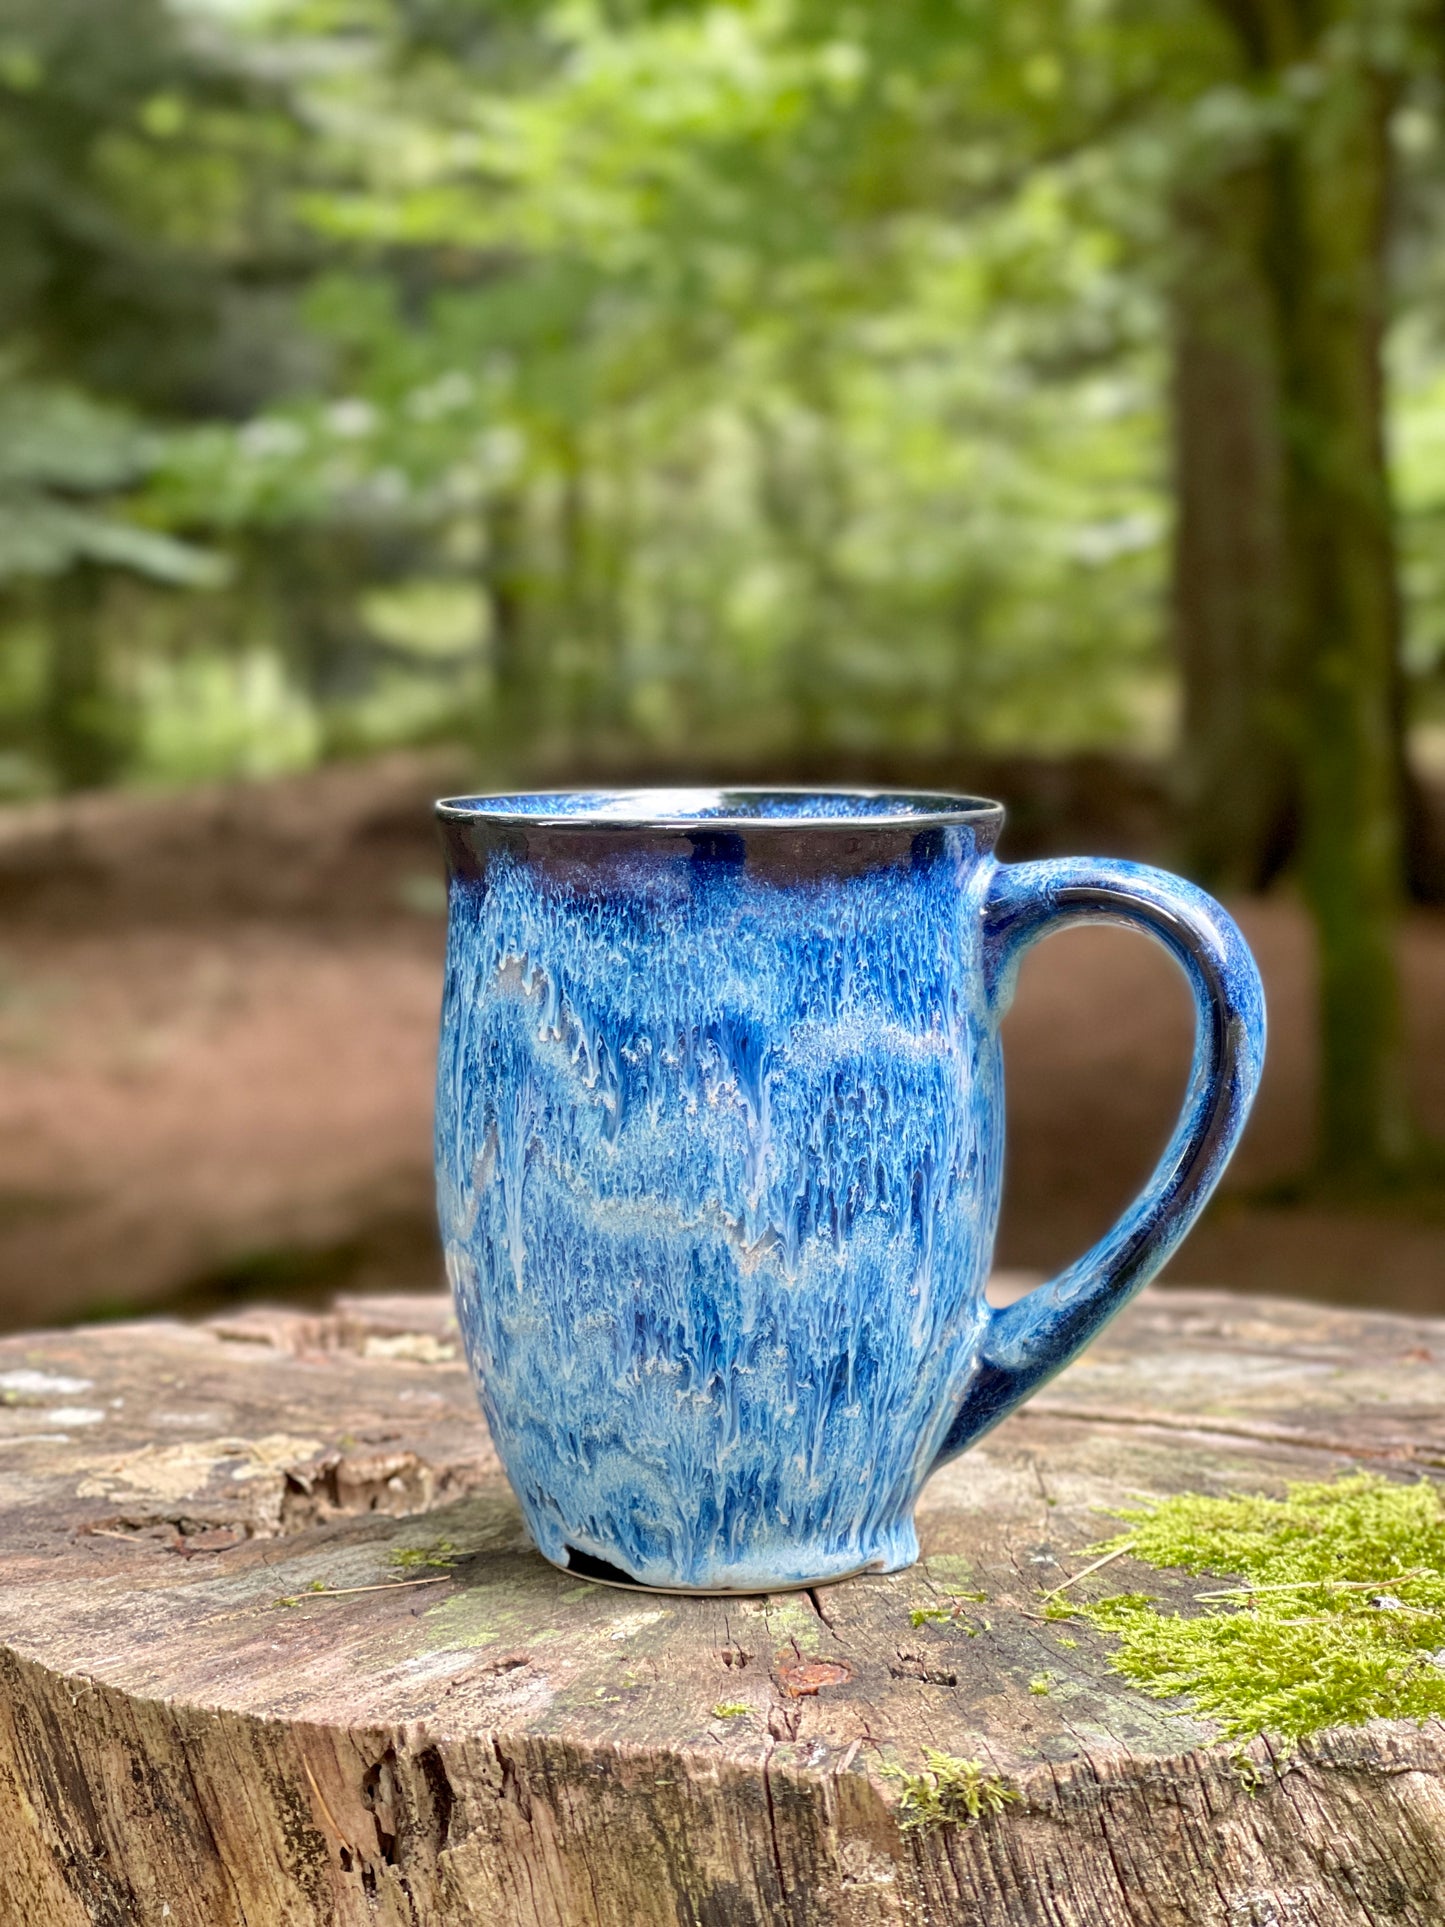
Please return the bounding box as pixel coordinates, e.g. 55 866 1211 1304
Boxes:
389 1537 461 1571
908 1592 986 1630
880 1751 1018 1831
1067 1474 1445 1743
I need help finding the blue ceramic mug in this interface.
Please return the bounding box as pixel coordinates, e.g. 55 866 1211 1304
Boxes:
435 790 1265 1593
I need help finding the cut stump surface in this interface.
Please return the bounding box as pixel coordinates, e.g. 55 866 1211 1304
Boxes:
2 1286 1445 1925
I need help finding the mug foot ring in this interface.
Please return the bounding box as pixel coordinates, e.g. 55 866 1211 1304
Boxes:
545 1544 888 1597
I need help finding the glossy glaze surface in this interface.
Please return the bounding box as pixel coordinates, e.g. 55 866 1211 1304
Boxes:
435 790 1265 1592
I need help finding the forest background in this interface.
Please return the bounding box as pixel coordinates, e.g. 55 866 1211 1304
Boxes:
3 0 1445 1329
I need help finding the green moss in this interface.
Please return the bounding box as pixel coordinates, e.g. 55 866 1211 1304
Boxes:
907 1589 986 1630
1027 1673 1053 1695
272 1579 328 1608
711 1701 751 1719
390 1537 461 1571
1072 1474 1445 1743
881 1750 1018 1832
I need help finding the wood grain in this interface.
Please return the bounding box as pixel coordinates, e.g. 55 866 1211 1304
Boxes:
1 1286 1443 1925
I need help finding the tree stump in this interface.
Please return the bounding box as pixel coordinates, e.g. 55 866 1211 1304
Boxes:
2 1285 1444 1926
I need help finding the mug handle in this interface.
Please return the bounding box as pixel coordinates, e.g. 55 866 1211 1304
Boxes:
931 857 1267 1470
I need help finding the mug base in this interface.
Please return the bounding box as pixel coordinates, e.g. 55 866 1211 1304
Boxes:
541 1547 889 1597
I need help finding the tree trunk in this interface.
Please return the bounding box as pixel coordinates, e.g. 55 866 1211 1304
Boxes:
752 398 846 765
485 488 533 769
40 562 131 792
556 438 623 750
1170 161 1296 891
1266 58 1411 1177
1198 0 1414 1180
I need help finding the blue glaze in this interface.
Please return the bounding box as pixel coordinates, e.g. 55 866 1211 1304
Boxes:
434 790 1265 1592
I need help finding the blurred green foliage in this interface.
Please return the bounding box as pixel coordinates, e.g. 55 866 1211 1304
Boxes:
0 0 1436 790
0 0 1296 790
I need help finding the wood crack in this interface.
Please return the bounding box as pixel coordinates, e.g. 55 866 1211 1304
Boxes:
803 1586 840 1638
759 1740 791 1926
1024 1400 1445 1464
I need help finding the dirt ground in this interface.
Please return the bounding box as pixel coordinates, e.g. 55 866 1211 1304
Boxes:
0 752 1441 1334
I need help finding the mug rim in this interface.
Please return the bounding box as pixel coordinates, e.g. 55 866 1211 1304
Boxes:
435 786 1006 832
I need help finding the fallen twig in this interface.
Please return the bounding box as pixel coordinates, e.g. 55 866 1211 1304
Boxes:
1040 1541 1136 1602
1195 1570 1433 1602
279 1575 452 1603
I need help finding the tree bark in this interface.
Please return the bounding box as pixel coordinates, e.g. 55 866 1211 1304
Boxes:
1197 0 1413 1179
1267 55 1411 1176
40 563 131 792
752 394 849 765
485 488 533 767
556 435 625 748
1170 161 1296 891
